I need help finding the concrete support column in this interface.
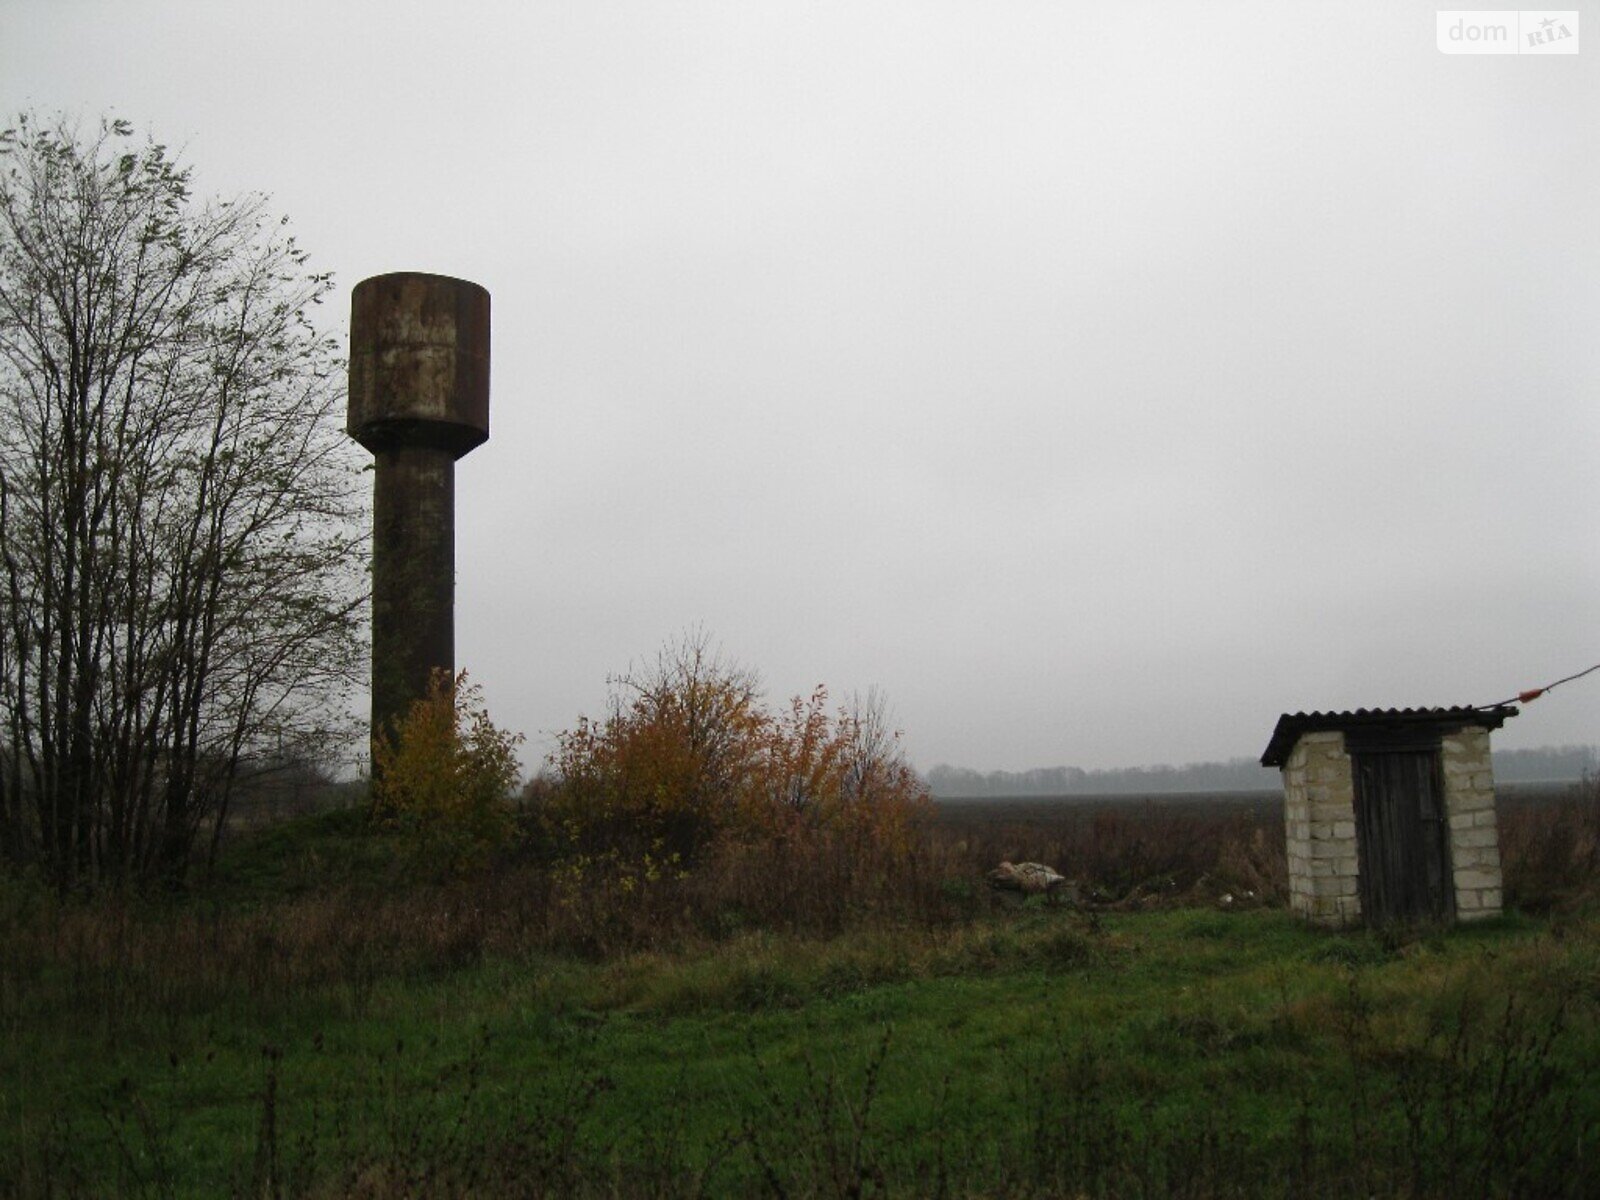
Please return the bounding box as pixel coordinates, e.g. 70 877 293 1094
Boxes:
370 444 456 746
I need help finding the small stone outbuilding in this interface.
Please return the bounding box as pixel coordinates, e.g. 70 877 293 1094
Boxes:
1260 706 1516 928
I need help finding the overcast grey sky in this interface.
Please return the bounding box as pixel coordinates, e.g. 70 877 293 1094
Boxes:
4 1 1596 773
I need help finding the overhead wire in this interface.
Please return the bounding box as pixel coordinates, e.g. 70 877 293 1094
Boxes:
1479 662 1600 710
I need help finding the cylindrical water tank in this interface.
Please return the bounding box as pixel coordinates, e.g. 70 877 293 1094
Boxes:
348 272 490 459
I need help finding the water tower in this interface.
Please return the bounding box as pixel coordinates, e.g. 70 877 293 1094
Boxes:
347 272 490 765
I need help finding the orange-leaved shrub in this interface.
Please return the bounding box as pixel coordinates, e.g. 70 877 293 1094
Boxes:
371 669 523 875
526 634 932 937
539 635 766 863
737 685 926 856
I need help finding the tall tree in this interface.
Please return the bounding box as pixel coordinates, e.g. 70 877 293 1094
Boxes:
0 113 365 888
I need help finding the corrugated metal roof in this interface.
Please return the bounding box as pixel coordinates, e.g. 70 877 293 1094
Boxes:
1259 705 1517 768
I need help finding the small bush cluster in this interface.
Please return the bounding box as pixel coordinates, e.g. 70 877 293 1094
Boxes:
370 670 523 876
524 634 933 947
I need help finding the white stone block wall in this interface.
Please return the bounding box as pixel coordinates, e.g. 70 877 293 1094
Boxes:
1282 731 1362 927
1280 723 1505 927
1440 726 1503 920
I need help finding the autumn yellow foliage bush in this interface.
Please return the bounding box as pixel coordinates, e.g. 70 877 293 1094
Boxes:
530 634 929 882
371 670 523 874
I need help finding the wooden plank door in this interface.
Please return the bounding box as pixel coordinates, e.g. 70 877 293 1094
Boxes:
1351 750 1454 924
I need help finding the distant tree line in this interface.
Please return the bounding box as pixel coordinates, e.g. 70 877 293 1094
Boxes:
1491 745 1599 783
924 758 1280 798
925 744 1599 797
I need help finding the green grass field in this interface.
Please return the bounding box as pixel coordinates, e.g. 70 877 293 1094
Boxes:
3 800 1598 1198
